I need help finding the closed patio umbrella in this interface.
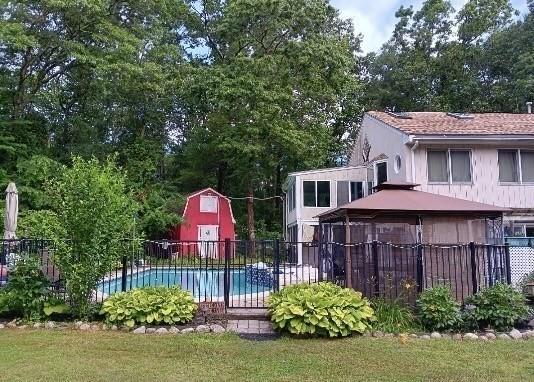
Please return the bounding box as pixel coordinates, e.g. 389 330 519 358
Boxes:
3 182 18 240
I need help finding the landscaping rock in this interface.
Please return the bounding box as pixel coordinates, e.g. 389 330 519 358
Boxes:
146 328 156 334
196 325 210 333
430 332 441 339
79 323 91 331
90 324 100 331
210 324 225 334
74 321 84 329
497 333 511 340
372 331 384 338
44 321 55 329
7 320 17 328
509 329 522 340
111 325 118 331
527 319 534 328
485 333 496 340
478 336 488 342
133 326 146 334
169 326 180 334
463 333 478 340
420 335 431 340
522 330 534 339
452 333 463 341
384 333 394 338
409 334 418 338
181 327 195 334
155 328 168 335
33 322 42 329
17 325 27 330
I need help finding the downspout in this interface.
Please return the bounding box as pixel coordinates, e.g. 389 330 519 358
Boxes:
410 137 419 184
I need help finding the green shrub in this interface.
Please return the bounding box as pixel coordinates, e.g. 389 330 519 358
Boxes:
267 282 374 337
465 283 529 330
100 287 197 327
0 256 50 321
417 286 461 331
371 298 419 333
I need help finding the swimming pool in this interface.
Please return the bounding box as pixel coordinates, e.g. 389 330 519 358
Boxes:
97 268 271 298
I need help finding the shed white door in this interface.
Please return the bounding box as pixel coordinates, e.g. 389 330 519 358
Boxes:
198 225 219 258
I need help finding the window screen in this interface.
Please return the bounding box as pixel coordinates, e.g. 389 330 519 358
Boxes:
427 150 448 182
521 151 534 182
316 181 330 207
337 181 349 206
498 150 519 182
376 162 388 185
450 150 471 182
303 181 315 207
350 182 364 201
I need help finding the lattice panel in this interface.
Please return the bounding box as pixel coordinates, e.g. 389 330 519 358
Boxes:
509 246 534 285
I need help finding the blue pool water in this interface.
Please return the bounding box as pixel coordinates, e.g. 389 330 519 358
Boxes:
97 268 270 297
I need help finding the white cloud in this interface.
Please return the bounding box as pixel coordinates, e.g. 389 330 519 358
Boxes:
331 0 529 53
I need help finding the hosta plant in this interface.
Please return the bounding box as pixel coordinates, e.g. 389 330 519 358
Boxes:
101 287 197 327
267 282 374 337
417 286 461 331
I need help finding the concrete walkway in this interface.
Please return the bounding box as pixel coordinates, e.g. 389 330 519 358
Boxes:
226 320 275 334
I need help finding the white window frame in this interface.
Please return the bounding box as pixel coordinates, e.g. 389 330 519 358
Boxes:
427 149 473 185
498 149 534 185
199 195 218 213
373 160 388 186
302 180 331 208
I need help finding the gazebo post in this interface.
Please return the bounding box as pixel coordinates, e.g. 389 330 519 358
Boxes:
344 213 352 288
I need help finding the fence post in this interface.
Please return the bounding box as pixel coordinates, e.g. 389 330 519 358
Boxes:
121 255 127 292
372 241 380 297
504 242 512 285
274 239 280 292
416 244 424 294
469 242 478 295
224 239 231 309
317 239 323 282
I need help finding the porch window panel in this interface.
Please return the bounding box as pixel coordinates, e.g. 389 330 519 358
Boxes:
317 181 330 207
521 151 534 182
451 150 472 183
337 181 349 206
427 150 448 182
350 181 364 201
303 181 316 207
498 150 519 182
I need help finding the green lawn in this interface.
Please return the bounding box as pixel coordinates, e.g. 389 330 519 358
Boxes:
0 330 533 382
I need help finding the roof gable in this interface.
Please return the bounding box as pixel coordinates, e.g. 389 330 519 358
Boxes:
367 111 534 136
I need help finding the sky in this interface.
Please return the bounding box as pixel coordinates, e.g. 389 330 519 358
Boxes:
331 0 530 53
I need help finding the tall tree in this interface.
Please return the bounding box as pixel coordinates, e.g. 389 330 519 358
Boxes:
179 0 362 239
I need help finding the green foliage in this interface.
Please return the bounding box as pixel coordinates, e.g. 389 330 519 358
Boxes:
17 209 65 239
370 298 419 333
417 286 461 331
465 283 529 330
100 287 197 327
0 256 50 321
267 282 374 337
517 270 534 295
43 156 138 318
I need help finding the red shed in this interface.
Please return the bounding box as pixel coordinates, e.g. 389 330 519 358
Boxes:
170 188 236 258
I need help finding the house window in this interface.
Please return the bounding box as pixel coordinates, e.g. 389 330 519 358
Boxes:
394 155 402 174
498 149 534 183
337 181 365 206
287 182 296 211
303 181 330 207
427 149 472 184
200 195 218 213
375 162 388 185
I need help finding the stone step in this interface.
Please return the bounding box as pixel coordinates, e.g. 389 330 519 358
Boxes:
224 308 270 321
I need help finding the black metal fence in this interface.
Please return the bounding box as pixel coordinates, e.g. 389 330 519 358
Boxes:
0 239 511 308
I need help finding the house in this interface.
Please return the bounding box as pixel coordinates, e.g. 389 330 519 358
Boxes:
284 166 372 262
349 111 534 236
169 188 236 257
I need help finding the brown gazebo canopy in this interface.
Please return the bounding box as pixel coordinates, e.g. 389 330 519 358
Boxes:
318 182 509 222
317 182 509 245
